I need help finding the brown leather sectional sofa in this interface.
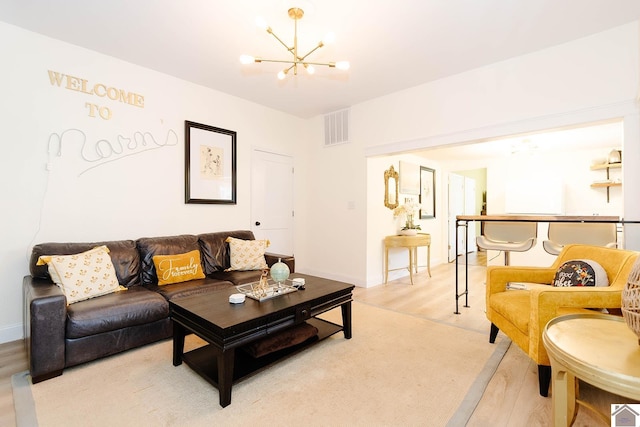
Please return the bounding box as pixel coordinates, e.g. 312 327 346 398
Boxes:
23 230 294 383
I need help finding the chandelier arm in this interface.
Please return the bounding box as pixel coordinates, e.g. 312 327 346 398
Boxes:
254 58 305 65
297 42 324 62
266 28 294 54
302 61 336 68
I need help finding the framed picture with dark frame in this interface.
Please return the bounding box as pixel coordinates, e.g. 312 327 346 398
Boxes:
420 166 435 219
185 120 237 204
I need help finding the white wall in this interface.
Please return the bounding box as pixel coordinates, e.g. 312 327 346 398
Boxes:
366 155 442 284
360 22 639 286
435 146 624 267
0 22 305 342
2 19 640 343
291 115 368 286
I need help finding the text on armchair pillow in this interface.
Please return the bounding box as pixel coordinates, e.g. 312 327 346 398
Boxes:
552 259 609 287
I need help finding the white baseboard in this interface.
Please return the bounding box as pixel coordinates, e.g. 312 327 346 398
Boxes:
0 323 23 344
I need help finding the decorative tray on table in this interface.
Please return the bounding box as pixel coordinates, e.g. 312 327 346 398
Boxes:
235 279 298 302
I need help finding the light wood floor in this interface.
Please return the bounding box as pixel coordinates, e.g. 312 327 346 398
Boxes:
1 253 635 426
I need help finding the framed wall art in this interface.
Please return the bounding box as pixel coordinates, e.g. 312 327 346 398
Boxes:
399 161 420 195
420 166 435 219
185 120 237 204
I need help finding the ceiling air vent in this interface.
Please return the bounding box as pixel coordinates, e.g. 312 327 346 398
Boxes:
324 108 350 146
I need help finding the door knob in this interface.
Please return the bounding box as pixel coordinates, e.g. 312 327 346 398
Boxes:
255 221 261 226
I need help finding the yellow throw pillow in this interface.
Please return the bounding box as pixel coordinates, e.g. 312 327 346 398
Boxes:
37 245 123 304
152 249 205 285
225 237 270 271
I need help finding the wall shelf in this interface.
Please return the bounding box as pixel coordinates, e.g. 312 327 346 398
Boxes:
590 163 621 171
590 161 621 203
590 182 622 188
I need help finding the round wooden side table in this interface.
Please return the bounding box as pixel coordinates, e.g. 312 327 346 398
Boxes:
542 313 640 426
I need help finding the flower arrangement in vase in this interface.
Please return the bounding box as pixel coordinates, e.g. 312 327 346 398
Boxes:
393 200 422 235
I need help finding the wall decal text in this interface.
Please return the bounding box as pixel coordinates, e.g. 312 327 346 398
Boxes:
48 128 178 176
47 70 145 120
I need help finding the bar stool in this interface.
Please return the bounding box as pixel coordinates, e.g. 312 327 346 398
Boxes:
476 221 537 265
543 222 617 256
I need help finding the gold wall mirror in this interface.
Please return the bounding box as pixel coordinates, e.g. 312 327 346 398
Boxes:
384 165 399 209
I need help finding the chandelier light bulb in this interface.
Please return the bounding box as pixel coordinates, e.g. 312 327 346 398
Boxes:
305 64 315 74
322 32 336 44
277 70 287 80
335 61 350 70
255 16 268 30
239 55 255 64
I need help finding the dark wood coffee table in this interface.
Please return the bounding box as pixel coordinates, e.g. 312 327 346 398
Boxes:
169 273 354 407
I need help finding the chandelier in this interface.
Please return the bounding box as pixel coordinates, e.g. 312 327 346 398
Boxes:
240 7 350 80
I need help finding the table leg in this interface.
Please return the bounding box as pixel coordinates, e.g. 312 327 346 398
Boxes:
552 365 577 427
341 301 352 339
218 348 236 407
172 322 186 366
384 246 389 284
408 247 414 285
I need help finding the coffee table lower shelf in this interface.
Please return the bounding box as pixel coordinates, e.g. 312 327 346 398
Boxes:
182 317 342 391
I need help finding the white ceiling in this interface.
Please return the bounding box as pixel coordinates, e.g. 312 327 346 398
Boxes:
2 0 640 119
421 120 624 162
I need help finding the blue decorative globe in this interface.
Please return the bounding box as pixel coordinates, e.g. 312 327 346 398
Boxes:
270 258 290 283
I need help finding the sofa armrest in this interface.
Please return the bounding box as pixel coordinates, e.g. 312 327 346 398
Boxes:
265 253 295 273
23 275 67 383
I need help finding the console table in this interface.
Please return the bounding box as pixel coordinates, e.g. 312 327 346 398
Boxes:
454 214 621 314
384 234 431 285
543 314 640 426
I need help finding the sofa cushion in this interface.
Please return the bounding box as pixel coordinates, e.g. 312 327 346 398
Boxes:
66 287 169 339
37 245 124 305
208 269 268 286
137 235 200 286
225 237 269 271
198 230 256 274
30 240 140 287
151 277 234 301
552 259 609 287
152 249 206 285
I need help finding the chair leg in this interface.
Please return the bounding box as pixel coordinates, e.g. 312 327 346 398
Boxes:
538 365 551 397
489 323 499 343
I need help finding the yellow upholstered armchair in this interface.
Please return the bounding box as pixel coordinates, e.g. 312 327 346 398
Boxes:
486 244 638 397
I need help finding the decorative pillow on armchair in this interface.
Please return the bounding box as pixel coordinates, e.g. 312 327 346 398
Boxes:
37 245 124 304
552 259 609 287
225 237 270 271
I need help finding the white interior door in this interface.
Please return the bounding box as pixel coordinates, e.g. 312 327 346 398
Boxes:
251 150 294 255
448 173 465 262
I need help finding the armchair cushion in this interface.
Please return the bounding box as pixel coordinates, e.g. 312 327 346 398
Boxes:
552 259 608 287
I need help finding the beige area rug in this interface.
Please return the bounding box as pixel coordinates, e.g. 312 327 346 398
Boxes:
14 302 509 427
